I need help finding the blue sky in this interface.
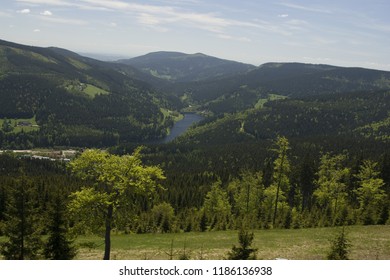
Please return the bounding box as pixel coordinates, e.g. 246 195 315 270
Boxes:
1 0 389 70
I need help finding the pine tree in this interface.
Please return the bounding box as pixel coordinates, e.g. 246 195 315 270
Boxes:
203 180 231 230
2 118 13 133
327 227 351 260
226 229 257 260
228 171 264 228
44 192 76 260
313 154 349 226
0 176 42 260
199 210 207 232
354 160 385 225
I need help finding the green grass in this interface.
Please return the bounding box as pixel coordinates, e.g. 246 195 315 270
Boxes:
149 69 172 80
73 225 390 260
0 116 39 133
67 57 90 70
6 46 57 64
64 81 109 98
82 84 109 97
255 93 287 109
160 108 183 122
1 225 389 260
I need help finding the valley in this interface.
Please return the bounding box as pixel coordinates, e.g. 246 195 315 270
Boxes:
0 39 389 260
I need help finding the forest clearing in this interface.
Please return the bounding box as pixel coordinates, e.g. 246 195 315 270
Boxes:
70 225 390 260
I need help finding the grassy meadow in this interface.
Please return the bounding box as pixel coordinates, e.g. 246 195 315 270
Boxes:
0 116 39 133
74 225 390 260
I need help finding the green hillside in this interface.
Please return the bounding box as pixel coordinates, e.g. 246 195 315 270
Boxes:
0 39 181 148
176 90 390 146
163 62 390 114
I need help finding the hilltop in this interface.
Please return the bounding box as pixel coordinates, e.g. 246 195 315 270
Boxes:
118 51 256 82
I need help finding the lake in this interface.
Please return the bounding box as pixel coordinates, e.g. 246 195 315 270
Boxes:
161 113 203 143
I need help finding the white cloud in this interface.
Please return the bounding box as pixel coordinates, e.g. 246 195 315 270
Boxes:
217 34 251 42
137 13 160 26
0 11 13 18
280 2 332 14
14 0 307 37
41 10 53 16
40 0 270 35
16 0 109 11
312 37 338 45
285 19 309 30
17 9 31 14
33 29 41 32
16 0 70 6
38 15 88 25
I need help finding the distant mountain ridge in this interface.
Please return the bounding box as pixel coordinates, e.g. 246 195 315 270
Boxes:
118 51 256 82
1 38 390 150
161 61 390 114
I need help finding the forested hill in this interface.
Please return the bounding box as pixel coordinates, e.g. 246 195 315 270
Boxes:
0 39 182 148
1 38 390 150
163 62 390 114
175 90 390 147
118 51 256 82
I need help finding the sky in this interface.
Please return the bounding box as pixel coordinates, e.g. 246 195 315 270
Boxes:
1 0 390 70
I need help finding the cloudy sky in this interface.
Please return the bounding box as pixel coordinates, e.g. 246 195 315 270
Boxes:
1 0 389 70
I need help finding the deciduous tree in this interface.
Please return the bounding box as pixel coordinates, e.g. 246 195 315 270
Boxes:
68 148 165 260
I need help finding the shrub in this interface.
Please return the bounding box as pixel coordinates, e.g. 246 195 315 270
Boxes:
226 229 257 260
327 227 351 260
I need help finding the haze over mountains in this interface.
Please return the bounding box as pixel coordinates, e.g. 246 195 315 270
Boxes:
118 51 256 82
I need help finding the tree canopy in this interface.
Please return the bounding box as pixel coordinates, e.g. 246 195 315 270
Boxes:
68 148 165 259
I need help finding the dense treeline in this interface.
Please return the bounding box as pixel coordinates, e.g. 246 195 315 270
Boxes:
0 40 183 149
176 90 390 146
0 74 176 148
1 134 389 259
164 63 390 114
2 138 389 234
0 153 81 259
130 139 390 233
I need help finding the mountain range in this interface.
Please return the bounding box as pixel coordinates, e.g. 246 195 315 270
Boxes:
119 50 390 115
0 39 389 149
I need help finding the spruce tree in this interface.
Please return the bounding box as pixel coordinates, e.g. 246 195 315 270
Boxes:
44 192 76 260
226 228 257 260
327 227 351 260
0 176 42 260
354 160 385 225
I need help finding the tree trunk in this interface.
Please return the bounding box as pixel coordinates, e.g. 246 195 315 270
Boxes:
103 204 113 260
273 152 286 227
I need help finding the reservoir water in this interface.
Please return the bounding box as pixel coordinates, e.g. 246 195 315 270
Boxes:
162 113 203 143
